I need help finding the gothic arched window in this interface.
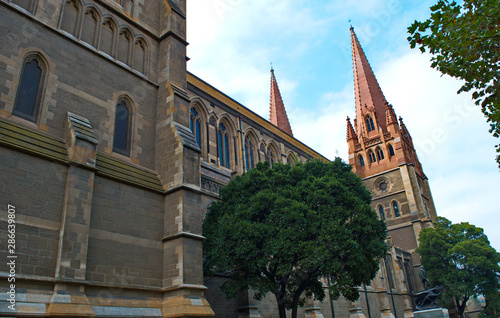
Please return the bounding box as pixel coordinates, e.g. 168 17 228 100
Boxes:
13 55 46 122
218 123 230 168
389 144 395 157
392 201 400 217
366 116 375 132
367 150 376 163
113 99 131 155
245 138 255 170
376 147 385 161
359 155 365 167
378 205 385 221
190 107 201 147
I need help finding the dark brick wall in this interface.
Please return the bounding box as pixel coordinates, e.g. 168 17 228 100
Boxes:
0 4 159 169
204 276 239 318
87 176 163 287
0 148 66 222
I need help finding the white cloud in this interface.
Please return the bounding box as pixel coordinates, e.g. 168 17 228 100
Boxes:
186 1 500 252
376 51 500 251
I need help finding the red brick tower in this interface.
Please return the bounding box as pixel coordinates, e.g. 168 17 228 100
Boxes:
270 67 293 136
347 27 437 288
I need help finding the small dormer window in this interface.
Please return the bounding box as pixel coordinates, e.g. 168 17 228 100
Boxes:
366 116 375 132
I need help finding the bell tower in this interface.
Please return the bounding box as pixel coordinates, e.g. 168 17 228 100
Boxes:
347 27 437 286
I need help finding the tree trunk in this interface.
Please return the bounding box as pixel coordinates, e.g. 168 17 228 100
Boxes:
275 291 287 318
291 281 308 318
455 296 468 318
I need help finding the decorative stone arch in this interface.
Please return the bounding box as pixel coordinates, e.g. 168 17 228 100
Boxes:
286 151 298 165
208 114 217 127
216 115 237 170
111 94 136 157
202 201 214 220
132 35 149 75
79 5 102 47
189 98 209 158
12 52 50 123
59 0 84 37
243 128 259 170
117 26 134 66
99 16 119 57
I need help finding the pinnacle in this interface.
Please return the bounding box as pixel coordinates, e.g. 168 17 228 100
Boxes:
269 68 293 136
346 116 358 141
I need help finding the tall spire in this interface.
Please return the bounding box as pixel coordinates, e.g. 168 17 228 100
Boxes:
350 27 389 135
269 68 293 136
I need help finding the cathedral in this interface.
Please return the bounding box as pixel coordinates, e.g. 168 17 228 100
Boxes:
0 1 472 317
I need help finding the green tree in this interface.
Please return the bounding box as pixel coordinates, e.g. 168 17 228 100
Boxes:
417 217 500 318
202 159 388 318
407 0 500 167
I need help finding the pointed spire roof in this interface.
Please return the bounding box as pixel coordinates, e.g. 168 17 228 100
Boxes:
269 67 293 136
346 116 358 141
351 27 389 135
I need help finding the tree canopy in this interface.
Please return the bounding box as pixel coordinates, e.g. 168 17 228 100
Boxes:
417 217 500 318
202 159 388 318
407 0 500 167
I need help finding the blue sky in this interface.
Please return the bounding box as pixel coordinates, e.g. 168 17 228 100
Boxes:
186 0 500 251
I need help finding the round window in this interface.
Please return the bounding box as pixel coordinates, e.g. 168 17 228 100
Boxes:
379 181 388 191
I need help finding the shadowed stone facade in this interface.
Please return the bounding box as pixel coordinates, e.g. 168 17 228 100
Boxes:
0 1 326 317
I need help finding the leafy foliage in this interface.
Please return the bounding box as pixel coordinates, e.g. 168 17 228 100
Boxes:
417 217 500 317
203 159 388 318
407 0 500 167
